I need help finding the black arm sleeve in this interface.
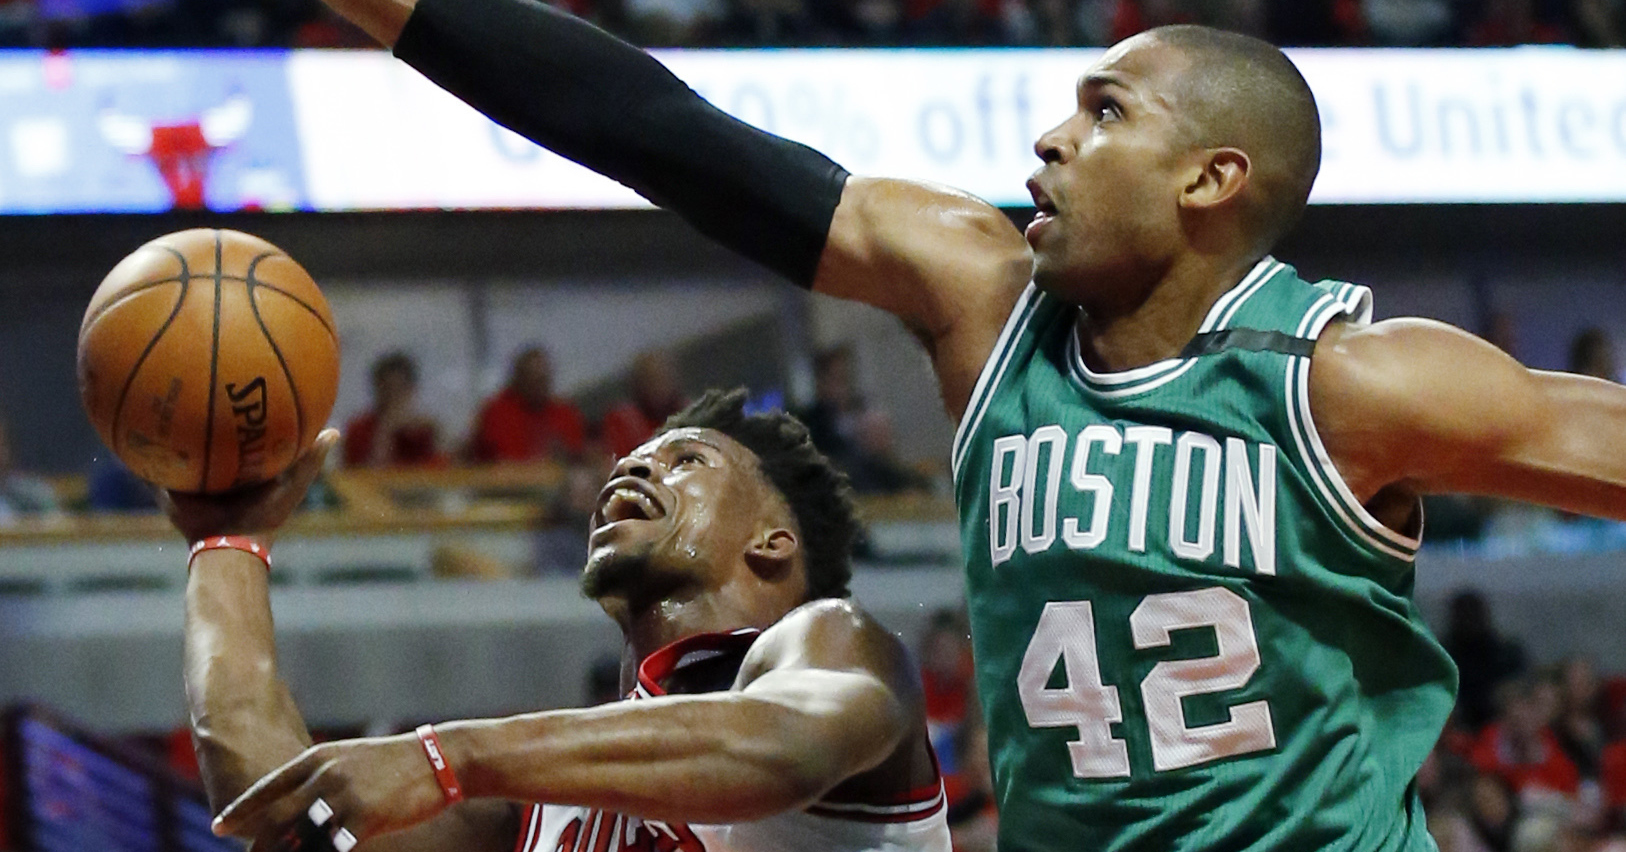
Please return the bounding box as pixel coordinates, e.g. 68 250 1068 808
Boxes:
392 0 850 287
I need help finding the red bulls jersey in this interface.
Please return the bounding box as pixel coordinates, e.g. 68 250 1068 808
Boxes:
515 629 951 852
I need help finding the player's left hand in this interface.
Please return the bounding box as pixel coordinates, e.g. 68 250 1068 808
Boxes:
212 732 447 850
161 428 339 545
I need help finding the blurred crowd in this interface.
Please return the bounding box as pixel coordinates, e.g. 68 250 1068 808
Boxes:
1424 592 1626 852
1 0 1621 50
0 343 941 576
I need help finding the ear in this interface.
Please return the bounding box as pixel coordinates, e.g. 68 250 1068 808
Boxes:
743 526 800 582
1178 147 1251 212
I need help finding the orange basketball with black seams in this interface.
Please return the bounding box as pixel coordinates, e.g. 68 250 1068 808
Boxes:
77 228 341 493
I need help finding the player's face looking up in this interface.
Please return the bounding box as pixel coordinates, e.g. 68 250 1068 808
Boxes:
582 427 802 608
1025 36 1204 304
1026 28 1322 316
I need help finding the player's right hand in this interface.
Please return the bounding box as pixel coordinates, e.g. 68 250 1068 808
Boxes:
161 428 339 545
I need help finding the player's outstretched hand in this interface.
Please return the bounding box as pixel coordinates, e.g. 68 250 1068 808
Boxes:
161 428 340 545
213 732 447 851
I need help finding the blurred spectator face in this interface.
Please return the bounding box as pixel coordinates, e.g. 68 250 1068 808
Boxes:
1472 773 1515 831
1504 679 1557 741
1562 658 1598 711
855 409 897 456
371 354 419 412
511 348 555 408
632 352 682 412
924 625 967 676
921 610 970 676
1568 328 1619 381
1531 678 1560 727
814 347 856 408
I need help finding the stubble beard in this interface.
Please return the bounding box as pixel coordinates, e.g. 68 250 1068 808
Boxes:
580 541 689 609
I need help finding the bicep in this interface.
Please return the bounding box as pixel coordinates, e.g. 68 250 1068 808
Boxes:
733 601 922 780
1312 319 1626 518
1465 370 1626 518
814 176 1032 418
738 668 909 777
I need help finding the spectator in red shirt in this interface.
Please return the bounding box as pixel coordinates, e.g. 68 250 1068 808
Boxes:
599 350 687 459
469 347 587 463
343 352 445 468
1471 675 1581 798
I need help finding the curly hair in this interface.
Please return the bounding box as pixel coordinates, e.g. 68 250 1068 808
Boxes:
661 388 857 600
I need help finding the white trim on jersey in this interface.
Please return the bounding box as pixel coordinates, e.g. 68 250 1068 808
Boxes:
951 283 1043 484
1282 284 1421 562
516 803 542 852
1066 258 1286 399
806 786 946 820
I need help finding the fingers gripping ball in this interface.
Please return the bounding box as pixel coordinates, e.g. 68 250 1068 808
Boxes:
78 229 340 493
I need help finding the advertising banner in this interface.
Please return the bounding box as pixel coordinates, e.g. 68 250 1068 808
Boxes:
1 46 1623 212
0 50 306 213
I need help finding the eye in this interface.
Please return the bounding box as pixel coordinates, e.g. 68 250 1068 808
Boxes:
1094 97 1122 122
673 451 706 468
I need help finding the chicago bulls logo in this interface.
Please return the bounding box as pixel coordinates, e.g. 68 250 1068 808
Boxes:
554 812 706 852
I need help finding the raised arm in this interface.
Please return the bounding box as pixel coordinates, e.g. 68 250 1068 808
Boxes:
212 599 932 846
1310 318 1626 519
315 0 1033 418
169 432 516 852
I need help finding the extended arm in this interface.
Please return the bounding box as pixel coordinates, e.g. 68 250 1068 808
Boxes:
214 600 930 844
315 0 1032 418
1311 318 1626 519
171 433 516 852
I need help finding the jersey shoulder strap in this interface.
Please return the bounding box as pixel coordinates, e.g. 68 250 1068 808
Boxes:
951 283 1061 483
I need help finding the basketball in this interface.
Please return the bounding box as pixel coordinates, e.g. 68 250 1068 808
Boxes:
77 229 340 493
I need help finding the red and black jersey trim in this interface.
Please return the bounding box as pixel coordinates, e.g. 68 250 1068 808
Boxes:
806 782 947 824
515 803 543 852
807 736 947 825
634 628 761 698
516 626 945 847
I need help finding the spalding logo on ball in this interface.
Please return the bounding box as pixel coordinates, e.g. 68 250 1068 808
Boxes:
78 229 341 493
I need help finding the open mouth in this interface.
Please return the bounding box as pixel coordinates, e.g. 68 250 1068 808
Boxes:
594 479 666 527
1027 178 1058 217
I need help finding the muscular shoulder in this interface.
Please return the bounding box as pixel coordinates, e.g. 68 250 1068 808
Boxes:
819 177 1032 419
1309 318 1541 499
737 599 921 702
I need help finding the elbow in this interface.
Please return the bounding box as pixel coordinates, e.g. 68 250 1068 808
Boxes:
703 713 893 822
701 749 836 823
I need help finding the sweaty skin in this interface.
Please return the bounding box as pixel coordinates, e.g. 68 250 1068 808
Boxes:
224 3 1626 845
177 428 937 851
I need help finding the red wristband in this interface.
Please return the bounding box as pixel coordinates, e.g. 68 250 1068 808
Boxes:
416 724 465 804
188 536 272 571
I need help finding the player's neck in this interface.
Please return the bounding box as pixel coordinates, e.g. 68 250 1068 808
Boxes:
622 586 781 665
1076 254 1260 373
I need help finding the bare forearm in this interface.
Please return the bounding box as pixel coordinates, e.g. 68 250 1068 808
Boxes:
439 696 871 824
184 550 313 811
1480 371 1626 519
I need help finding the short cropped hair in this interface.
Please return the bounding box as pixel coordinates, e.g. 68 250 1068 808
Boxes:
662 388 857 600
1151 25 1323 251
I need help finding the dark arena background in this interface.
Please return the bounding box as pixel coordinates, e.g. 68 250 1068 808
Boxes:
2 3 1626 850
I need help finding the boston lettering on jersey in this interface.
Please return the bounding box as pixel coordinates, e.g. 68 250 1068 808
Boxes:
987 424 1277 576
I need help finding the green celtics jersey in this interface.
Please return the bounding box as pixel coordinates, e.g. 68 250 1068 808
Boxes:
952 258 1455 851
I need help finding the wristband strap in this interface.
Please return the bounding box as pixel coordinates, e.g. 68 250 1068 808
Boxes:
415 724 465 804
188 536 271 571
